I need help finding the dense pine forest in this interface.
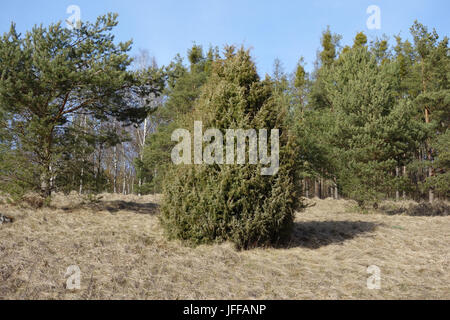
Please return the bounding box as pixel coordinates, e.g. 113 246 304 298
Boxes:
0 13 448 211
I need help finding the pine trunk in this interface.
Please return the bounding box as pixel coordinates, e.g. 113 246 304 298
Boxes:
113 146 118 193
40 168 52 198
396 167 400 201
305 180 309 199
403 166 406 200
315 180 320 199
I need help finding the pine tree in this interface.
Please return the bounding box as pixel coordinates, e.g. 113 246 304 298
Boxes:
324 46 424 207
0 14 159 198
396 21 450 202
294 58 307 91
410 23 450 199
139 45 216 193
300 28 342 198
320 27 339 68
371 37 390 64
353 32 368 48
309 28 341 111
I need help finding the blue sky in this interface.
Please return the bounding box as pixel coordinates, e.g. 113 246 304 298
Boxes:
0 0 447 75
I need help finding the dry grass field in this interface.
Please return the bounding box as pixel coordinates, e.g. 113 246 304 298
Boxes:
0 193 448 300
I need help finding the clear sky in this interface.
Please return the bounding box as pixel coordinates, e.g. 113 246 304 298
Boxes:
0 0 448 75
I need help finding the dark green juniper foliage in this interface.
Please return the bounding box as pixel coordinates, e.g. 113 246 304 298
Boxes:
139 45 217 193
161 47 301 249
0 13 158 198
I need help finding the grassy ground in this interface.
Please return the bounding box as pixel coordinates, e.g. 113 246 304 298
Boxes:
0 193 448 300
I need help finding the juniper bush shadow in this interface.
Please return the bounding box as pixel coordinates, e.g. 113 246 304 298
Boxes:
285 220 379 249
61 200 160 215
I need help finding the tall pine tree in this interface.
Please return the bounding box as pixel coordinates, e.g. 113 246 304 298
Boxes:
0 14 159 198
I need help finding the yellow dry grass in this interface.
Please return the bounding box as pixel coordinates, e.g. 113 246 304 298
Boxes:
0 194 448 300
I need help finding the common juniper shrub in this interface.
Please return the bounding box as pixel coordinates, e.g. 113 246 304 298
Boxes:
160 48 302 250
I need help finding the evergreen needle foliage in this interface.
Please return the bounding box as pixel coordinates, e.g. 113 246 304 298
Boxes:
0 13 160 198
160 47 301 249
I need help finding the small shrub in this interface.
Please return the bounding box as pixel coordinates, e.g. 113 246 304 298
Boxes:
406 201 449 217
381 200 449 217
21 193 45 209
83 194 103 204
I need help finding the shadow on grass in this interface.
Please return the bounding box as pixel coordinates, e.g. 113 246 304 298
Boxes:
287 221 379 249
381 201 449 217
103 201 160 215
61 200 160 215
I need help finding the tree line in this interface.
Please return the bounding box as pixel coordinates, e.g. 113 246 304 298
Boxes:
0 14 448 210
